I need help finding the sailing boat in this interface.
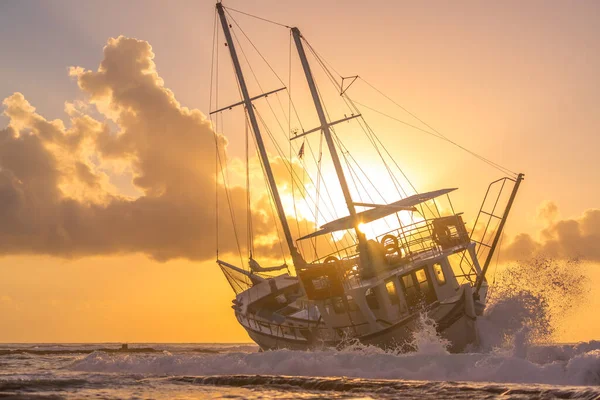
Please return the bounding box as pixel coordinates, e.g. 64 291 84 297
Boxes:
211 3 524 352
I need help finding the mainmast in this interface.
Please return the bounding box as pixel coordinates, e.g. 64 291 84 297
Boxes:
291 27 373 276
216 3 303 266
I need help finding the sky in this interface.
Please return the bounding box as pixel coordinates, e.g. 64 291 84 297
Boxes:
0 0 598 343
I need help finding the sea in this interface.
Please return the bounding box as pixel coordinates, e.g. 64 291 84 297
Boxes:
1 339 599 399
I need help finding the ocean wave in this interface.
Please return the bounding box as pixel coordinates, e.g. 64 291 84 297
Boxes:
0 378 88 391
70 341 600 386
0 343 259 356
0 347 160 356
169 375 600 398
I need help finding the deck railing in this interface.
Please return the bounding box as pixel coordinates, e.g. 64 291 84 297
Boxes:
236 312 373 343
311 215 470 267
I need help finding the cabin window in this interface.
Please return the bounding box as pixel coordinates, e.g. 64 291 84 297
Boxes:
415 268 437 304
385 279 399 305
346 295 359 312
401 274 419 309
366 287 379 309
433 263 446 285
401 268 438 309
332 296 345 314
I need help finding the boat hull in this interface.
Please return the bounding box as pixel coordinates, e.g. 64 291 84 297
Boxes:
240 285 478 353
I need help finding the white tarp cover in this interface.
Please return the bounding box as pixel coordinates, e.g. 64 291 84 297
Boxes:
298 188 457 240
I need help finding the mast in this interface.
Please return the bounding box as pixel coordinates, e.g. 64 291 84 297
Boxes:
216 3 303 266
474 173 525 296
291 27 372 276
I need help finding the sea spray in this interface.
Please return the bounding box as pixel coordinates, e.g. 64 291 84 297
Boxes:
409 312 450 355
336 336 388 355
69 341 600 385
327 310 451 354
334 311 450 355
478 257 588 353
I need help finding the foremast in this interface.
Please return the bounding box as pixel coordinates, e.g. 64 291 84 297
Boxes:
216 3 304 267
291 28 373 277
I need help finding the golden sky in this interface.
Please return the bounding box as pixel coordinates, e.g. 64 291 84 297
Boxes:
0 0 598 343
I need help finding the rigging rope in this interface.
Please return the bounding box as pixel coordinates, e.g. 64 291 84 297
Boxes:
288 32 304 256
214 7 522 270
217 12 511 265
225 9 288 88
248 110 288 265
253 106 347 256
245 116 254 257
253 108 339 227
303 35 518 178
225 13 291 265
302 36 514 227
223 13 344 258
359 77 518 178
210 9 219 259
305 36 444 220
304 39 413 200
211 10 248 270
228 21 344 230
223 6 291 29
314 132 324 230
304 40 405 232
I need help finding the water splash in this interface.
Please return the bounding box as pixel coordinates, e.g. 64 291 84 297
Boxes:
410 312 450 355
334 311 450 355
70 341 600 386
336 336 388 355
478 257 588 353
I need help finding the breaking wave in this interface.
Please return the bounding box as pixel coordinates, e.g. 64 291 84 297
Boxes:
169 375 599 398
70 341 600 386
0 378 88 392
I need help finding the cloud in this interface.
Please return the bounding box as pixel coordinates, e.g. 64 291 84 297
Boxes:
502 202 600 261
0 36 288 262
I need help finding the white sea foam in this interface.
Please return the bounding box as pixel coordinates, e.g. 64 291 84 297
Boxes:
410 312 450 355
70 341 600 386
